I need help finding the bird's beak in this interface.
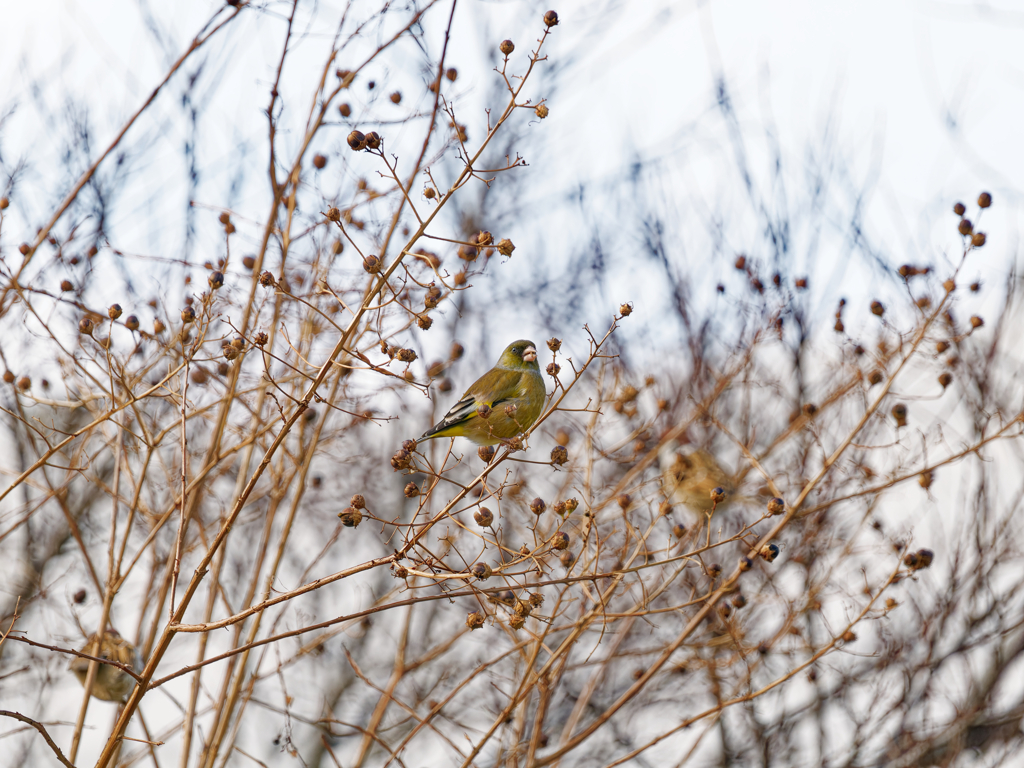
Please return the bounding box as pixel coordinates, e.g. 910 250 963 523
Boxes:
523 346 537 362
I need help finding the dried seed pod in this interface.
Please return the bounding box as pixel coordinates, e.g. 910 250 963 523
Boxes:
551 531 570 550
919 471 933 489
312 154 327 169
970 315 983 329
338 102 351 117
396 348 417 363
60 279 73 292
500 39 515 55
535 105 549 119
978 192 992 208
936 340 949 353
958 218 973 236
547 337 562 353
710 486 727 504
2 371 14 383
362 255 382 273
842 630 857 643
559 550 575 568
259 271 276 287
476 404 492 420
731 593 747 609
338 507 363 527
971 232 986 247
350 494 366 510
424 187 436 199
474 507 494 527
868 370 883 386
79 317 94 335
181 306 196 324
326 207 341 222
619 302 633 317
870 300 884 317
496 238 515 256
938 372 952 389
616 494 631 510
364 131 381 150
223 345 239 360
767 497 785 516
738 556 753 571
563 497 579 514
153 319 166 334
953 201 966 216
503 403 517 418
0 197 7 209
530 498 546 516
391 448 413 471
472 562 492 581
672 523 686 538
417 315 433 330
16 376 30 391
108 304 123 320
476 230 493 246
347 130 367 150
458 244 478 262
550 445 568 466
943 279 956 293
389 91 401 104
543 10 559 26
208 271 224 290
834 319 845 333
466 611 485 630
254 331 268 346
404 482 419 498
892 403 908 427
760 543 780 562
707 563 722 579
424 285 442 308
546 362 560 377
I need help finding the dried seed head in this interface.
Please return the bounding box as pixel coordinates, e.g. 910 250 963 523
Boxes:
802 402 818 417
550 445 568 466
892 403 908 427
738 555 753 572
617 493 631 510
545 361 560 378
500 39 515 55
870 300 884 317
707 563 722 579
424 187 436 199
559 550 575 568
919 471 933 489
446 67 458 81
326 207 341 222
362 255 382 274
347 130 367 150
79 317 94 335
865 369 882 386
564 497 579 514
547 337 562 352
108 304 122 320
795 277 808 289
834 319 845 333
223 345 239 360
338 507 363 527
191 367 209 385
394 565 408 579
958 218 973 236
312 154 327 169
672 523 686 538
0 197 7 209
553 501 567 515
938 372 952 389
535 104 549 119
19 243 30 255
551 531 570 550
391 448 413 471
424 284 442 308
396 348 417 363
543 10 559 26
917 548 934 568
60 279 73 292
943 279 956 293
476 404 492 420
842 630 857 643
181 306 196 324
404 482 419 498
731 593 747 609
259 271 276 287
619 302 633 317
953 201 966 216
496 238 515 256
472 562 492 581
458 244 478 262
153 319 166 334
208 271 224 289
711 486 727 504
734 255 746 270
478 445 495 463
760 543 780 562
2 371 13 383
364 131 382 150
978 191 992 208
476 230 493 246
474 507 494 527
530 497 546 516
767 497 785 516
417 315 432 330
466 611 485 630
971 232 986 248
338 102 352 117
508 615 525 630
936 341 949 354
251 331 267 347
389 91 401 104
350 494 366 510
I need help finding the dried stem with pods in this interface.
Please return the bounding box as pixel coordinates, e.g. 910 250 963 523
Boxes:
1 2 1022 767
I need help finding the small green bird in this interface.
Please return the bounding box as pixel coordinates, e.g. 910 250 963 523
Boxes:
421 339 546 446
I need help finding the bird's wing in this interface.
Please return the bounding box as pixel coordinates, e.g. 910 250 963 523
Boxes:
422 368 525 438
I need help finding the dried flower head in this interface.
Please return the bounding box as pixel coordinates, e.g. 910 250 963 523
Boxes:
108 304 123 320
466 611 485 630
472 562 492 581
347 130 367 151
474 507 494 527
550 445 568 466
496 238 515 257
978 192 992 208
338 507 363 527
500 39 515 55
543 10 559 26
530 498 546 516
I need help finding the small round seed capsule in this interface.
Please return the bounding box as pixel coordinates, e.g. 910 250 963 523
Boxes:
208 271 224 290
79 317 94 335
347 130 366 150
466 611 485 630
338 507 363 527
978 192 992 208
953 201 966 216
500 39 515 55
551 531 570 551
530 498 546 516
543 10 559 26
474 507 494 527
108 304 123 320
550 445 568 465
472 562 492 581
767 497 785 516
892 403 908 427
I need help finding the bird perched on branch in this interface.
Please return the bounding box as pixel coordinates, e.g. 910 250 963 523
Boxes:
420 339 546 446
660 443 737 514
69 629 140 702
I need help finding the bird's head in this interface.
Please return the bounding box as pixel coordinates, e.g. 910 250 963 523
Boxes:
499 339 539 369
